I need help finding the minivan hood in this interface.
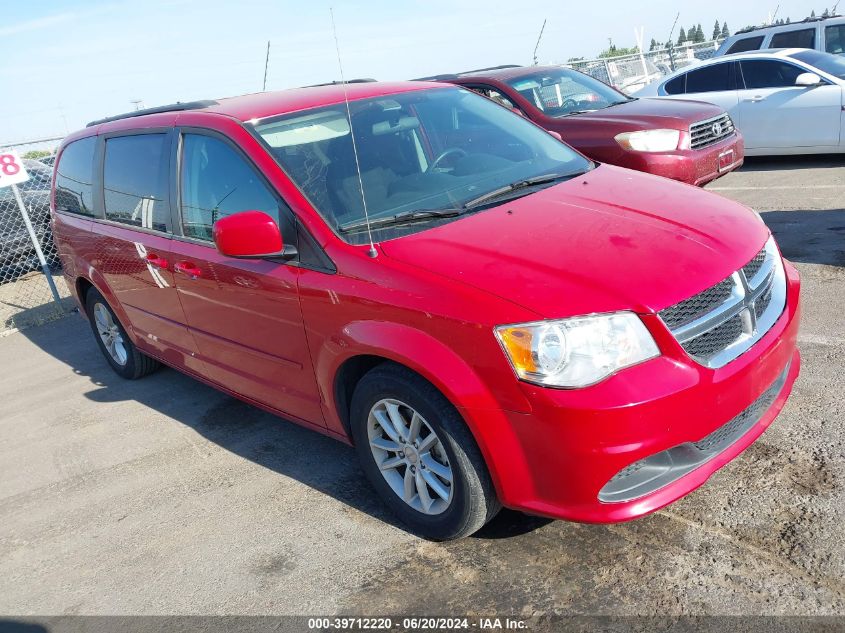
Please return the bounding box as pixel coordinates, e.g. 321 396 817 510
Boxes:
558 98 724 130
380 164 769 319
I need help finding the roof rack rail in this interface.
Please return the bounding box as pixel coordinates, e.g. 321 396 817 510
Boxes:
735 13 842 34
412 73 459 81
412 65 521 82
86 100 218 128
301 78 377 88
457 64 521 75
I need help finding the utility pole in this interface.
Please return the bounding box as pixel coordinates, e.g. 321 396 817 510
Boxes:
532 19 546 65
130 99 144 111
262 41 271 91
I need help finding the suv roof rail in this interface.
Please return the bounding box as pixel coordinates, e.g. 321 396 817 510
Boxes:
86 100 218 127
300 78 377 88
412 73 460 81
735 13 842 34
412 65 521 82
458 64 522 75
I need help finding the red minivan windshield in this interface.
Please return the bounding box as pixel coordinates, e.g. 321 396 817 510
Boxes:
253 87 592 244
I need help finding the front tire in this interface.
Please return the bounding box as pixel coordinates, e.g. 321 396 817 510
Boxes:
85 287 160 380
350 363 500 540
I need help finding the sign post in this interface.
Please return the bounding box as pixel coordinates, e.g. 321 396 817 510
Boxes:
0 150 61 302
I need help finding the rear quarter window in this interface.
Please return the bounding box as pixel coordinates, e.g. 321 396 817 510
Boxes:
664 74 686 95
726 36 764 54
770 28 816 49
55 137 96 216
103 134 171 232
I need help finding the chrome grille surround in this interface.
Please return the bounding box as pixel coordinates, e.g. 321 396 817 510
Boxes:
689 113 736 150
658 237 787 369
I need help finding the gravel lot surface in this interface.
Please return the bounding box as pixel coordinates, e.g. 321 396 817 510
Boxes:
1 156 843 618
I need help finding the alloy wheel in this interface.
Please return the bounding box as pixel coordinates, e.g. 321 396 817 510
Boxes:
367 398 454 515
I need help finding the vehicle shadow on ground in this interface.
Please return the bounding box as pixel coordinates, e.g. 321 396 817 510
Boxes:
740 155 844 172
764 208 845 268
18 316 549 540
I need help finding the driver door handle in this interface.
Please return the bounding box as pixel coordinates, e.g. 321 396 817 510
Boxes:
744 95 765 103
174 261 202 279
145 253 169 270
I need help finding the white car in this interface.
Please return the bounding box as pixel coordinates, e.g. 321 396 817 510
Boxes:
635 48 845 155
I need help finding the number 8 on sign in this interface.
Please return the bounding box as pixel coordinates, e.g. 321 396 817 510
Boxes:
0 151 30 188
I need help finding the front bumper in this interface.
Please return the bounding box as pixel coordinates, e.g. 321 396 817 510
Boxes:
620 133 744 187
463 259 800 523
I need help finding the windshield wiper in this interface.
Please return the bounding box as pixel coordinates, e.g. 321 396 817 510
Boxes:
338 208 463 233
606 98 636 107
462 172 582 209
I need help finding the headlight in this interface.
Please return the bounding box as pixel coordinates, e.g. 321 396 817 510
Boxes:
615 129 681 152
495 312 660 388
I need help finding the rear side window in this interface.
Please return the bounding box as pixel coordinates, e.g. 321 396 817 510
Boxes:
179 134 287 242
55 137 96 216
663 74 685 95
770 28 816 49
726 36 764 54
740 60 805 89
103 134 170 232
826 24 845 54
685 63 733 93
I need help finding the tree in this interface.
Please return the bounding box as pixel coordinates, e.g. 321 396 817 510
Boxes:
23 150 51 160
713 20 721 40
598 45 639 58
650 38 660 51
695 24 705 42
811 10 816 17
677 27 687 45
721 22 730 38
822 8 831 18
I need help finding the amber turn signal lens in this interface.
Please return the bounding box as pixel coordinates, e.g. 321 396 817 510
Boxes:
496 326 537 374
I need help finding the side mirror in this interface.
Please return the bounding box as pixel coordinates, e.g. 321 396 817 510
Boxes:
548 130 563 141
213 211 297 260
795 72 823 87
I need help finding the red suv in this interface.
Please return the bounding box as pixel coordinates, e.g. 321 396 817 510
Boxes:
422 65 744 186
51 82 799 540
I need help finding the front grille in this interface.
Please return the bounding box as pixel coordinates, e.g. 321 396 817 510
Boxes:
742 249 766 281
690 113 735 150
659 277 734 329
658 238 787 368
682 313 744 359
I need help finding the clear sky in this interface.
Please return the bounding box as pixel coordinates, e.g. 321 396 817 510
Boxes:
0 0 828 143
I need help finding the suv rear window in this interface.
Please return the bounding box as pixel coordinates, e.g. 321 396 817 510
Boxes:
770 28 816 49
55 137 96 216
726 36 764 54
103 134 170 232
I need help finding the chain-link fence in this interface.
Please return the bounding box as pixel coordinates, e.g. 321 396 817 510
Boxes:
562 40 723 94
0 138 75 333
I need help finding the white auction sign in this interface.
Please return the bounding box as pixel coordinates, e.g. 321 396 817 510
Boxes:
0 150 31 188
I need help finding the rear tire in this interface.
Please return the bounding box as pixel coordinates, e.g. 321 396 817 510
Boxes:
350 363 501 540
85 287 159 380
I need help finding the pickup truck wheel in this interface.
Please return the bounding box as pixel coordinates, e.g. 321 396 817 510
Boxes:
350 363 501 540
85 287 159 379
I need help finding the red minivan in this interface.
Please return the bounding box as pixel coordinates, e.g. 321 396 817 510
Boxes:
51 82 800 540
423 65 745 186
